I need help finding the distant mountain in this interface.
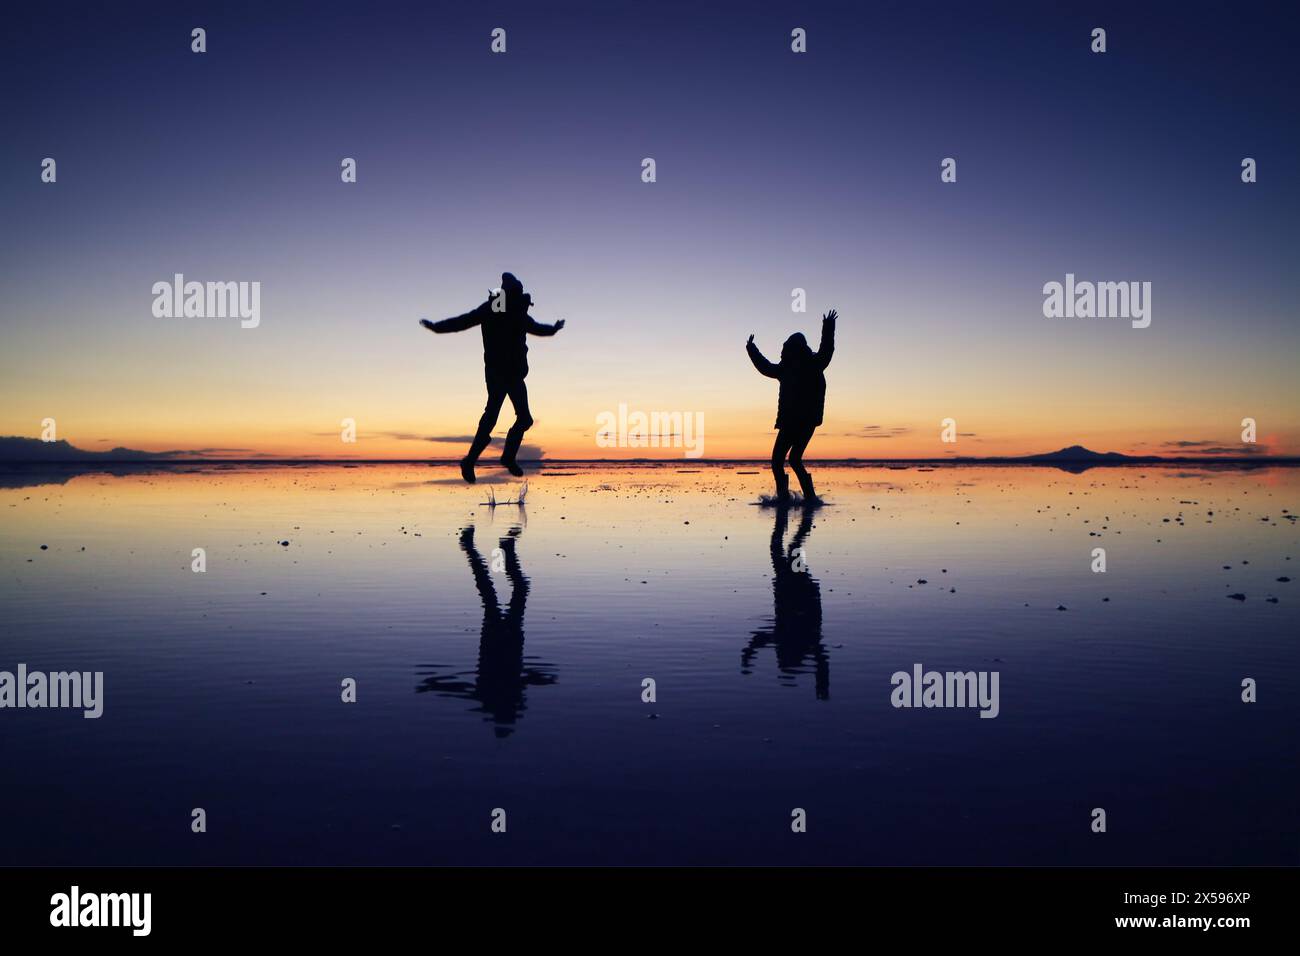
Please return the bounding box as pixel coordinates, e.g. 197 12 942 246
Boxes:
1014 445 1154 463
0 438 160 462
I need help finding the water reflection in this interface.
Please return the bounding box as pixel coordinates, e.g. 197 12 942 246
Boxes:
415 521 557 736
741 503 829 699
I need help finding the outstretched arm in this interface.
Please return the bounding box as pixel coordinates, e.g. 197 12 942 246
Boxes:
746 334 780 378
815 309 837 369
525 315 566 336
420 303 487 334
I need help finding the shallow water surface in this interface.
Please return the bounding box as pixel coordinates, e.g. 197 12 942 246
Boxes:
1 462 1295 864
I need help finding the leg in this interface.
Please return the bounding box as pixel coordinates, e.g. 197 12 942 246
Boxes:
462 378 508 483
500 378 534 475
499 530 530 627
788 425 818 501
770 430 795 500
459 526 500 614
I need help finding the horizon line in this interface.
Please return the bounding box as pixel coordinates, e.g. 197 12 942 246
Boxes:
2 455 1296 465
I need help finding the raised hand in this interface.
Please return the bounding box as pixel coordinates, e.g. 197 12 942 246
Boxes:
419 318 436 331
747 334 755 346
823 309 838 322
553 319 566 332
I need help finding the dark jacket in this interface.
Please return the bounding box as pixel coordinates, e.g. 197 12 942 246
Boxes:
430 302 561 379
747 314 835 430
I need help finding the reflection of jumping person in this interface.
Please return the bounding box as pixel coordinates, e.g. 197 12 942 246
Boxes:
415 524 557 737
742 502 828 699
420 273 565 483
746 310 836 504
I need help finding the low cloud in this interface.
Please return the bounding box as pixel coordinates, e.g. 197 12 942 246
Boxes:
157 447 257 457
308 430 544 459
390 433 545 460
1161 440 1268 456
1192 445 1269 456
849 425 912 439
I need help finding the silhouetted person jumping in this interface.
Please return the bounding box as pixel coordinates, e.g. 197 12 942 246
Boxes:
747 309 837 503
420 272 565 483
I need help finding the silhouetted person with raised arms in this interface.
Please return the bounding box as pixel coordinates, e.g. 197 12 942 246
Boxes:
747 310 836 504
742 503 829 699
415 523 557 737
420 272 565 483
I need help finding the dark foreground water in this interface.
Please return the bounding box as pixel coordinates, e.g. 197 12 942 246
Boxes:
1 462 1295 865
